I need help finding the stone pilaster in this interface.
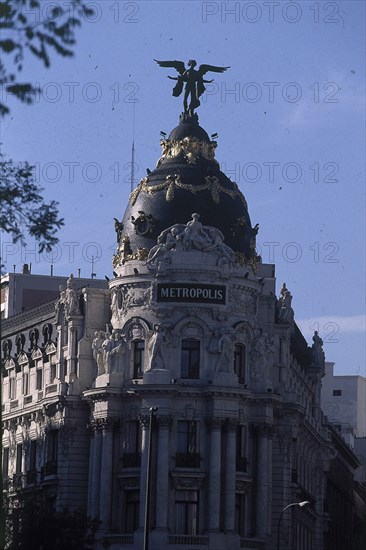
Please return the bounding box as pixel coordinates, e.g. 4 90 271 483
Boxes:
99 418 117 529
89 421 102 520
207 417 223 531
138 415 150 530
224 419 237 532
155 415 171 530
254 423 273 537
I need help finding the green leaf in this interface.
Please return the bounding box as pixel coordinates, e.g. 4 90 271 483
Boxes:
0 39 17 53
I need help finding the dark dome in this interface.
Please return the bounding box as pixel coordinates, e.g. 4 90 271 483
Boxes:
116 116 257 266
168 121 210 142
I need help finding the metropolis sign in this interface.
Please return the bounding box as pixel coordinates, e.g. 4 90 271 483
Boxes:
157 283 226 305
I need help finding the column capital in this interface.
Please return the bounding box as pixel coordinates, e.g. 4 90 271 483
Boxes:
89 417 119 433
252 423 274 438
225 418 240 431
156 415 173 428
206 416 224 430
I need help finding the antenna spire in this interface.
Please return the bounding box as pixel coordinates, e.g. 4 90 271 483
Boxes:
130 101 136 192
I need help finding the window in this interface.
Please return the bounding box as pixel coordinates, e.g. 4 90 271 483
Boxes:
333 389 342 396
29 440 37 471
122 421 141 467
9 371 16 400
132 340 145 379
175 490 199 535
45 430 58 475
235 493 245 537
124 490 140 533
176 421 200 467
60 358 67 379
27 440 37 484
181 339 200 379
236 426 248 472
2 448 9 478
16 444 23 474
234 344 247 383
36 368 43 390
50 363 56 382
23 371 29 395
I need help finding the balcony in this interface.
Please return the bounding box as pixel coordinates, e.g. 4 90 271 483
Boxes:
10 399 19 410
45 383 57 395
175 452 201 468
122 453 141 468
102 535 134 545
169 535 208 546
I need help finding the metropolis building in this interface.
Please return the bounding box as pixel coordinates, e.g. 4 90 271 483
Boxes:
1 82 361 549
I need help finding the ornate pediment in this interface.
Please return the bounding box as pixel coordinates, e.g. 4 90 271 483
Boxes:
45 341 57 355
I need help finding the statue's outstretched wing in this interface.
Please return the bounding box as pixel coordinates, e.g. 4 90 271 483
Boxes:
154 59 186 75
198 64 230 75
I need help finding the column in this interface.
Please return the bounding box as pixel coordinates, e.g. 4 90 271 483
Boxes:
68 325 76 379
266 434 273 535
255 424 271 537
99 419 115 529
207 417 222 531
224 420 237 532
155 416 171 530
139 418 149 530
87 433 95 516
90 423 102 519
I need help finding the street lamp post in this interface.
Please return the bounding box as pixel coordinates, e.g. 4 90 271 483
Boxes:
143 406 158 550
276 500 310 550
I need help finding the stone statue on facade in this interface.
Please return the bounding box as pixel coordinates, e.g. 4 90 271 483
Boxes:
108 331 127 373
101 331 114 373
146 214 235 268
250 332 273 389
92 331 105 375
217 332 235 373
59 274 80 318
114 218 124 242
146 226 184 267
311 331 325 367
147 325 170 370
182 212 211 250
96 330 127 374
208 329 221 354
278 282 294 323
154 59 230 117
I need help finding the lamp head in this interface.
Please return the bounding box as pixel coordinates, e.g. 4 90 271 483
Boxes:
299 501 311 507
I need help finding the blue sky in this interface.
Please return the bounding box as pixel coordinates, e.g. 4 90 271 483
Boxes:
1 0 365 375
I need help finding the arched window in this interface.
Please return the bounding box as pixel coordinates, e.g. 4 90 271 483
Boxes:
132 340 145 379
181 339 200 379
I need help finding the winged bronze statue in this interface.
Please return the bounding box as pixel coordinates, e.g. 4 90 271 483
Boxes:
154 59 230 117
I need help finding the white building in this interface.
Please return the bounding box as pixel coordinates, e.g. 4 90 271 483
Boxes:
321 361 366 447
2 111 362 550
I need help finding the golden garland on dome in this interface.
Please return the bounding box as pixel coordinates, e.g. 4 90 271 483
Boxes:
157 136 218 166
129 174 248 209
